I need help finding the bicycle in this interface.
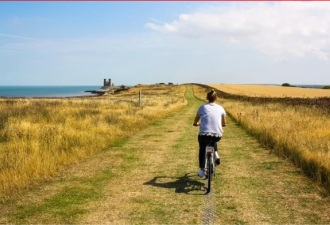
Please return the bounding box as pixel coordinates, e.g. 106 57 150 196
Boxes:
193 123 218 193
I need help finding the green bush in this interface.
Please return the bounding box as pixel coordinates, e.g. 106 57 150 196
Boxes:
282 83 295 87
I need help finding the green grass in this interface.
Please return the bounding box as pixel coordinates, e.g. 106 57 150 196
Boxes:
258 161 283 170
12 168 115 224
110 137 129 148
142 134 163 138
151 120 165 127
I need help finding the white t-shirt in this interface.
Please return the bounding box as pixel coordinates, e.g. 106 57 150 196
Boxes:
197 103 226 137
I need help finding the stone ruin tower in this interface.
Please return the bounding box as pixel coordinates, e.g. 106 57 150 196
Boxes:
104 78 112 87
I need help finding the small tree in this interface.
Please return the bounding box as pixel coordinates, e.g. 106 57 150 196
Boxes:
282 83 295 87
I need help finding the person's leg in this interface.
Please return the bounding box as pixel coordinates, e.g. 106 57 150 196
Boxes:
212 136 221 151
198 135 206 169
212 137 221 165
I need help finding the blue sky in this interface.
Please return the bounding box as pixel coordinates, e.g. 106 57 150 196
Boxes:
1 1 330 86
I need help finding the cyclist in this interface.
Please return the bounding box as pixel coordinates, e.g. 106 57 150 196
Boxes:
193 89 226 177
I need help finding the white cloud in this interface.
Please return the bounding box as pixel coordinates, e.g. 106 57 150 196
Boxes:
146 2 330 60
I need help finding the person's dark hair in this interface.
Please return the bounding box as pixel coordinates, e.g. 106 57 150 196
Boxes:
207 89 217 102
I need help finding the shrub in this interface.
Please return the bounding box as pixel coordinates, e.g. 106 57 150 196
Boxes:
282 83 295 87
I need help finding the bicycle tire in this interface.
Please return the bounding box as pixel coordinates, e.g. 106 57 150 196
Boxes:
207 154 212 193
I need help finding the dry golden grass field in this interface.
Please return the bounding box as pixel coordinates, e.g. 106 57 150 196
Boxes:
0 84 187 200
210 84 330 98
194 84 330 189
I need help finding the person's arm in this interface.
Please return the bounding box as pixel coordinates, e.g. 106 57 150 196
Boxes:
193 114 200 126
222 116 226 127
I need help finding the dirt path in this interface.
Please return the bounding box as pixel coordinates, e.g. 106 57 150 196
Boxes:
1 85 330 224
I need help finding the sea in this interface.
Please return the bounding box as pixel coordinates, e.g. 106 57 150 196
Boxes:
0 86 101 98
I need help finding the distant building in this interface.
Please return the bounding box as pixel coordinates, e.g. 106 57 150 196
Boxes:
104 78 112 87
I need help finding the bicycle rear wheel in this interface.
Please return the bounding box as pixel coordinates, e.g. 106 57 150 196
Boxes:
207 154 212 193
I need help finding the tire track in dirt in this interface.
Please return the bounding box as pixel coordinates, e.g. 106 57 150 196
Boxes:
201 190 218 224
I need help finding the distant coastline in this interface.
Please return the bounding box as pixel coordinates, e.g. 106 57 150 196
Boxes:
0 86 101 98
